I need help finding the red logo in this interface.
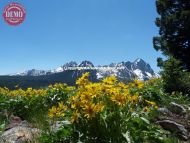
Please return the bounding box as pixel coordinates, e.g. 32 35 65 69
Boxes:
2 2 26 26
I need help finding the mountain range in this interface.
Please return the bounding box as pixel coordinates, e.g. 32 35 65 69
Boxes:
0 58 158 89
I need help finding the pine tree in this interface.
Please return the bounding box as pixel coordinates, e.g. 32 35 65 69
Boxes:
153 0 190 70
160 57 190 94
153 0 190 94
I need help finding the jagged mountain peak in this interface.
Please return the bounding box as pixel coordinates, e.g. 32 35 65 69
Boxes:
133 58 147 66
109 63 117 67
95 58 156 80
134 58 145 63
19 69 47 76
10 58 157 81
79 60 94 67
132 58 154 75
117 61 132 68
63 61 78 67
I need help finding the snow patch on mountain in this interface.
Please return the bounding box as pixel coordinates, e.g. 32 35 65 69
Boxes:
10 59 158 81
145 72 153 78
133 69 144 80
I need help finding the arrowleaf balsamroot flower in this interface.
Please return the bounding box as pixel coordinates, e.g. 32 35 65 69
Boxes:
76 72 90 87
82 102 104 119
102 76 117 85
129 79 144 89
48 102 68 118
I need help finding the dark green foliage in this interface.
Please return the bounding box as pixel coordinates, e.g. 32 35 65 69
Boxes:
39 125 72 143
0 70 98 89
160 57 190 94
153 0 190 94
153 0 190 70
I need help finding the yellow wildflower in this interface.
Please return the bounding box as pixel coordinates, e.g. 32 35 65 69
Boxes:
154 105 158 109
95 103 104 112
143 106 150 112
102 76 117 85
80 93 91 103
145 100 156 106
48 102 67 118
83 103 104 119
133 79 144 89
83 103 96 119
70 95 82 110
48 106 57 118
71 101 82 110
58 102 67 110
71 111 80 123
76 72 90 86
130 94 138 103
110 93 127 106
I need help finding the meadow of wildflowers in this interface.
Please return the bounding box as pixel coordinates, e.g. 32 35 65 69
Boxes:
0 73 182 142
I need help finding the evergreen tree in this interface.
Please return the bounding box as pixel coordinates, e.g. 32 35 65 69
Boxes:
153 0 190 94
160 57 190 94
153 0 190 70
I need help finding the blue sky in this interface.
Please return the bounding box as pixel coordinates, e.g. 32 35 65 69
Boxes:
0 0 162 75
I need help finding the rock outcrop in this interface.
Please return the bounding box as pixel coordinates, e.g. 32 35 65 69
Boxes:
0 116 40 143
157 102 190 141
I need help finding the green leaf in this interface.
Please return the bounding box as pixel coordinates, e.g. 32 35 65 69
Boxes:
140 117 150 124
